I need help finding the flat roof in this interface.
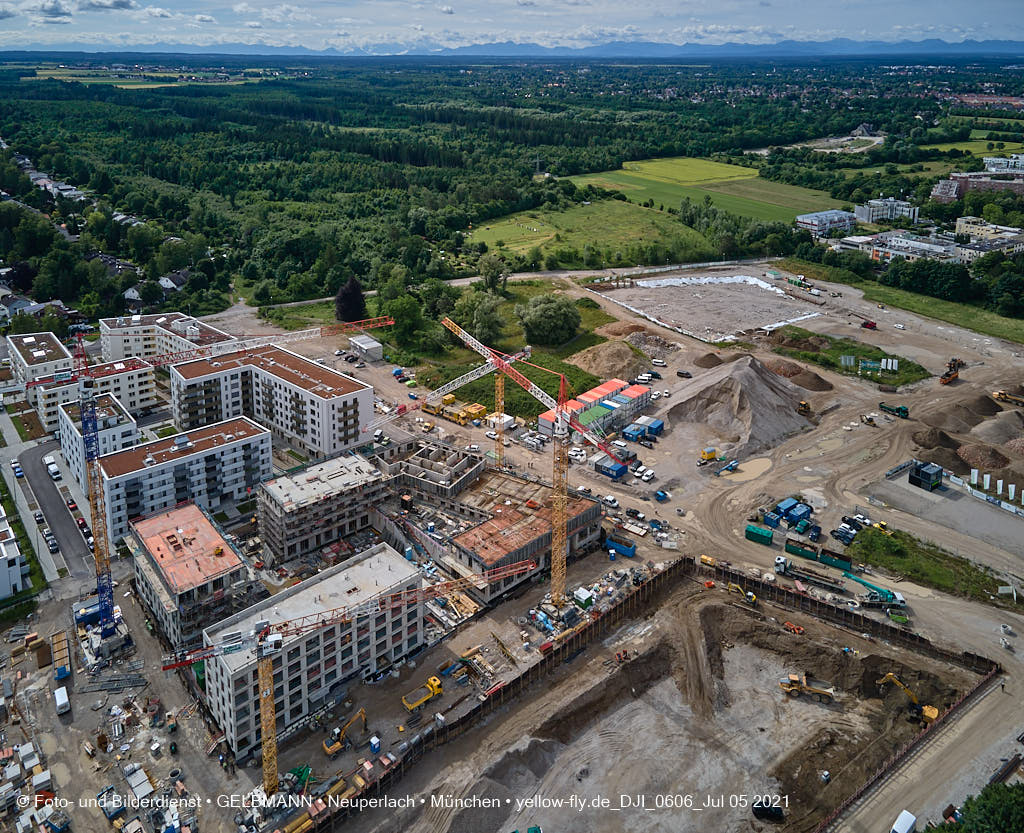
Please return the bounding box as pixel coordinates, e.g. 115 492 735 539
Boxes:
452 471 597 566
131 504 242 594
262 454 382 511
171 345 369 399
99 312 234 345
37 357 151 390
99 417 268 479
7 333 70 366
205 542 418 672
59 393 133 429
349 334 381 348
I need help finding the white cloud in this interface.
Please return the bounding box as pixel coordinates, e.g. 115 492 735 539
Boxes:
193 12 214 22
79 0 136 10
26 0 72 18
231 1 254 11
439 4 453 13
0 3 17 17
144 5 170 16
245 19 261 27
516 0 536 5
260 3 311 22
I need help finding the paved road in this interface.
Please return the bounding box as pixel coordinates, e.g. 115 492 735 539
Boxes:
18 441 92 579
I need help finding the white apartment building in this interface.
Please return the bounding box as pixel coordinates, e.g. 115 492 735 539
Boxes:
854 197 920 225
34 359 157 434
6 333 72 387
98 417 272 543
795 210 857 237
169 346 374 458
954 215 1024 240
99 312 235 362
0 508 30 600
864 231 958 264
203 543 422 759
58 393 138 493
984 153 1024 172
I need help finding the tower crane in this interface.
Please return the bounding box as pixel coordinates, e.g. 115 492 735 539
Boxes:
440 317 622 605
875 673 938 723
162 558 536 796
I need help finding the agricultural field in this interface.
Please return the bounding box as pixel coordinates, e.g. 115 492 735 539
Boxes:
467 199 714 259
571 155 841 222
23 66 263 88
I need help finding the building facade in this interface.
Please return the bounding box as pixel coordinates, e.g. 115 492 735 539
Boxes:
58 394 138 493
98 417 272 543
0 508 30 600
864 231 957 264
932 171 1024 203
795 210 857 237
854 198 919 225
130 504 263 648
203 543 422 759
99 313 235 362
983 154 1024 172
954 216 1023 240
34 359 157 434
257 454 391 566
169 346 374 458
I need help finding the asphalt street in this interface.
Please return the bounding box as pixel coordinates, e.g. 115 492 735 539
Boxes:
18 440 92 579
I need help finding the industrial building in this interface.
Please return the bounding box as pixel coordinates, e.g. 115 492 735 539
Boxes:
130 504 263 648
169 345 374 458
203 542 422 759
794 210 857 237
257 453 392 566
862 230 958 264
30 358 157 434
58 394 138 493
99 312 235 362
98 417 272 543
348 334 383 361
956 236 1024 263
0 507 30 600
854 198 919 225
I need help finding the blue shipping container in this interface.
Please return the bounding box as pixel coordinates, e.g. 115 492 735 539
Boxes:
787 503 812 523
646 419 665 436
775 497 798 516
606 535 636 558
597 462 627 480
763 512 781 528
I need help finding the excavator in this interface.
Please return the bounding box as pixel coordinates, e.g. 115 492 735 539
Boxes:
797 400 812 417
322 708 367 759
876 673 938 724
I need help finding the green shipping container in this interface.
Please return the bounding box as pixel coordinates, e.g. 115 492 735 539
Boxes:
785 538 819 561
745 525 773 546
818 550 853 572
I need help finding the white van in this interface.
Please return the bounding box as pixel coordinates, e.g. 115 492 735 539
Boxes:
54 686 70 715
42 455 56 467
890 811 916 833
636 374 652 383
651 358 667 367
47 464 62 481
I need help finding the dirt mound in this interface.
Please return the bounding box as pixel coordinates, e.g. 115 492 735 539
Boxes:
957 443 1010 471
968 409 1024 445
567 340 647 381
769 330 831 352
665 355 809 456
596 321 646 338
694 352 723 368
764 358 801 377
625 330 680 359
791 369 833 391
1007 437 1024 456
922 403 986 434
922 447 970 475
912 427 959 450
966 394 1002 417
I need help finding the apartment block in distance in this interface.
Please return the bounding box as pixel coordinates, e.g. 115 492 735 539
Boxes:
99 312 235 362
58 393 138 493
98 417 272 543
169 345 374 458
258 453 390 566
31 358 157 434
795 210 857 237
203 542 422 759
130 503 263 648
6 332 72 388
854 197 919 225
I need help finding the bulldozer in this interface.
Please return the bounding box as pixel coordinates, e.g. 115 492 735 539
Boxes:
323 708 367 759
779 673 835 704
797 401 812 417
876 673 938 723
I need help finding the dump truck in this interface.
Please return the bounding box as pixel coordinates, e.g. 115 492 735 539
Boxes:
939 357 965 385
993 390 1024 407
779 673 836 704
879 402 909 419
402 676 443 712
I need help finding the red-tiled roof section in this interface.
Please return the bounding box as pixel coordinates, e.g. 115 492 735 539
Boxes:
172 345 368 399
99 417 267 479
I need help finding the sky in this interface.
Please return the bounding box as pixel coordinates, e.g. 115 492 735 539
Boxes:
0 0 1022 52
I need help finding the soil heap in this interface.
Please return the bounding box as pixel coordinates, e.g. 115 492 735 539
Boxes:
625 330 680 359
567 341 648 381
912 427 959 450
666 355 809 456
693 352 723 369
957 443 1010 471
968 409 1024 445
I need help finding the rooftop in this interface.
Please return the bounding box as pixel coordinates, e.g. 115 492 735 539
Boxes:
452 471 598 566
59 393 133 431
204 542 418 672
99 312 234 345
262 453 383 511
171 345 369 399
36 357 152 389
98 417 268 479
131 504 242 594
7 333 71 366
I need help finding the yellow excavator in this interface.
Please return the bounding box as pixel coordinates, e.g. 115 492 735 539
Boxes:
322 707 367 759
876 673 938 724
797 401 812 417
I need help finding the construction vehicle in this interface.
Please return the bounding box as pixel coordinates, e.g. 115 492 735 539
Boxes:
993 390 1024 407
779 673 836 704
699 554 717 567
876 673 938 723
163 558 535 796
842 571 906 608
872 520 894 536
323 708 367 758
699 447 718 463
727 583 757 606
879 402 909 419
775 555 846 594
940 357 965 385
402 676 443 712
797 400 811 417
715 459 740 476
860 414 876 426
850 311 877 329
783 621 805 635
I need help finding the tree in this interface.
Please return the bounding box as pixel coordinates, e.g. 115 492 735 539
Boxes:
387 295 424 346
418 278 459 319
452 290 503 344
479 253 509 293
335 276 368 322
139 281 164 306
514 295 581 345
945 783 1024 832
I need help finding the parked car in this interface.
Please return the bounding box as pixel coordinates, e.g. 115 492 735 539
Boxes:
651 391 661 400
355 362 365 368
334 349 344 356
13 466 23 479
638 439 654 449
66 498 77 511
676 370 692 379
841 516 863 531
641 470 656 482
576 486 592 495
8 459 18 469
485 431 498 440
649 370 662 379
47 540 59 554
76 517 88 531
603 495 619 509
651 358 667 367
625 508 646 520
86 536 95 551
345 355 358 363
33 511 44 525
894 323 905 330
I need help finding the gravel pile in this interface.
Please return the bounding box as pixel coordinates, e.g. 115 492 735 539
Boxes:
957 443 1010 471
625 331 681 359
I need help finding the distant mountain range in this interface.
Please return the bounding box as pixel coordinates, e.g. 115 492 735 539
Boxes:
4 38 1024 59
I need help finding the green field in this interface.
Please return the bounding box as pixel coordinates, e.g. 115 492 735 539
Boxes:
468 199 715 259
571 155 841 222
834 160 959 179
773 325 930 386
921 139 1024 154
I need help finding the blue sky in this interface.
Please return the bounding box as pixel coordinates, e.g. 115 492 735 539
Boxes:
0 0 1021 51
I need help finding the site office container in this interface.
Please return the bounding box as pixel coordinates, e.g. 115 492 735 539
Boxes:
744 525 774 546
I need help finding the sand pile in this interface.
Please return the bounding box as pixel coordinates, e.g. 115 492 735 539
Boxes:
625 331 680 359
912 427 959 450
764 358 801 377
791 369 833 391
968 409 1024 445
967 394 1002 417
596 321 646 338
922 403 986 434
957 443 1010 471
666 355 809 456
694 352 723 369
567 340 648 381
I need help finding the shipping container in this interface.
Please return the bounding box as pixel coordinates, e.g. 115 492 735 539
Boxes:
605 535 636 558
596 462 628 481
818 548 853 572
786 503 812 524
784 538 819 561
763 512 781 528
645 419 665 436
745 525 774 546
775 497 798 516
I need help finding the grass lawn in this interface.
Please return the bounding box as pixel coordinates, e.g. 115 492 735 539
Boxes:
778 259 1024 344
773 325 930 386
848 528 1022 610
834 160 959 179
262 301 336 331
154 424 179 439
10 416 30 443
468 199 714 260
920 139 1024 154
